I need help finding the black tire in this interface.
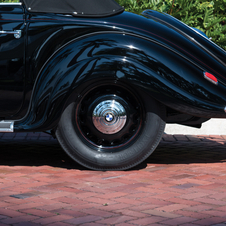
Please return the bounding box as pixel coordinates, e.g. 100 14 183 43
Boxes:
56 85 165 170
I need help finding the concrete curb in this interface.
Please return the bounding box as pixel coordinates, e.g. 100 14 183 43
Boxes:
165 118 226 135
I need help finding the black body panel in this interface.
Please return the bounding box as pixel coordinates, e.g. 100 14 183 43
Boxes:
0 3 225 131
0 4 25 118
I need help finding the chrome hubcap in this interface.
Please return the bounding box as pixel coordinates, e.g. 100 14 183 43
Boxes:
92 100 127 134
77 86 142 149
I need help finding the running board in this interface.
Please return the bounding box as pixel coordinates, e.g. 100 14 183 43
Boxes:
0 121 14 132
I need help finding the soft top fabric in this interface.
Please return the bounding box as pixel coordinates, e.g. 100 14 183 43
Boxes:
22 0 124 17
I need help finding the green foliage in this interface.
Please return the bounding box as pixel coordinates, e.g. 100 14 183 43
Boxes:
0 0 18 2
116 0 226 50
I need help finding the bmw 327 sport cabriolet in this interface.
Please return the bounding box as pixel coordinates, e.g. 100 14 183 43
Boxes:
0 0 226 170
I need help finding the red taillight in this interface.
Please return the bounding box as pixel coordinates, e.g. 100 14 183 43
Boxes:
204 72 218 85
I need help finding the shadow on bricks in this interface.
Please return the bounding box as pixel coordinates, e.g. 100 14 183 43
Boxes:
0 133 226 170
0 138 84 170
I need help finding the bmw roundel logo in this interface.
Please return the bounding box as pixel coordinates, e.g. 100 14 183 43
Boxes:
105 113 114 122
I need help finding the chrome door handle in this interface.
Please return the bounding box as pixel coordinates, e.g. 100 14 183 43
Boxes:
0 30 22 39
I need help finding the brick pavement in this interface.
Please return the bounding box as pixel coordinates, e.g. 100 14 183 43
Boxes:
0 132 226 225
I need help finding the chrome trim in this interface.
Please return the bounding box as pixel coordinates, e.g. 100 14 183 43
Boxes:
92 100 127 134
0 30 22 39
0 121 14 132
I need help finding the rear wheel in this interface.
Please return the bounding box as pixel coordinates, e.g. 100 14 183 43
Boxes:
56 85 165 170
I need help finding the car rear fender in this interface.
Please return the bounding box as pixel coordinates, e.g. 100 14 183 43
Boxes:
14 32 226 131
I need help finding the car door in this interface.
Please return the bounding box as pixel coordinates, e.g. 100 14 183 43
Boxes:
0 3 25 119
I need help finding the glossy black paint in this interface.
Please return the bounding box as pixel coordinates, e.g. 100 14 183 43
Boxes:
0 3 225 131
0 4 25 118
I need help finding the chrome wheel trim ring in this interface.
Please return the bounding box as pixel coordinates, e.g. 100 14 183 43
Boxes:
92 100 127 134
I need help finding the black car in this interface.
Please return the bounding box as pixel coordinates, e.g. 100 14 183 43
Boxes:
0 0 226 170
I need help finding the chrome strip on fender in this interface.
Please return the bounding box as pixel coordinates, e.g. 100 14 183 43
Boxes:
0 121 14 132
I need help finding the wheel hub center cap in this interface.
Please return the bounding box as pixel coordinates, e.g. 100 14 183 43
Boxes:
92 100 127 134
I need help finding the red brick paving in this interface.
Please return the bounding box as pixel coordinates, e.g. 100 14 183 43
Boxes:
0 133 226 225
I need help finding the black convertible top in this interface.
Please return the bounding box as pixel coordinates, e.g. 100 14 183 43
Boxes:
22 0 124 17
